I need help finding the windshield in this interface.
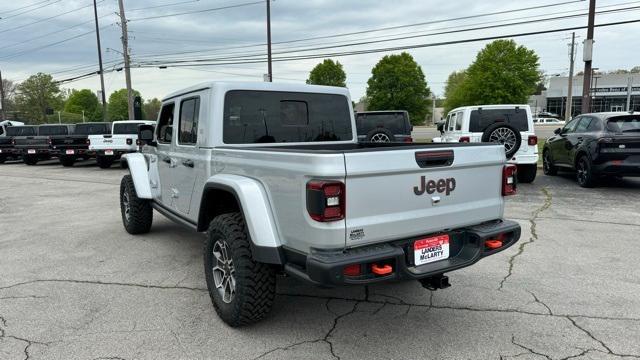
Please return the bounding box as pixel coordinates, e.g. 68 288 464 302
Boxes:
356 113 408 134
113 122 145 135
38 126 68 136
223 90 353 144
6 126 37 136
469 108 529 132
606 115 640 133
74 123 110 135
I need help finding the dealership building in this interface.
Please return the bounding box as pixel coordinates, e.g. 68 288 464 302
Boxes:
530 72 640 117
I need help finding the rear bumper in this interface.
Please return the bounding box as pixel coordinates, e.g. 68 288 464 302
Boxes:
95 149 135 158
0 148 22 156
509 153 538 165
285 219 521 286
593 160 640 176
57 148 94 157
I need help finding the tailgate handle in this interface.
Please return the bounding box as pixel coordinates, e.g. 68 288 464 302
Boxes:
415 150 454 168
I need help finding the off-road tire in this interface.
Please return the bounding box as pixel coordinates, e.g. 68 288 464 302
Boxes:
204 212 276 327
0 155 7 164
543 150 557 176
60 156 75 167
23 156 38 165
481 123 522 159
365 127 396 143
517 164 537 183
96 156 114 169
120 174 153 234
576 155 595 188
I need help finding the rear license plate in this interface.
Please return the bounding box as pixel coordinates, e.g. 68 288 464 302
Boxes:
105 150 114 156
27 149 36 154
414 234 450 266
65 149 74 155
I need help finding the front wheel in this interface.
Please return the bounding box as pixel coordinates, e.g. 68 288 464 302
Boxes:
120 175 153 234
204 212 276 327
517 164 537 183
543 151 557 176
576 156 595 188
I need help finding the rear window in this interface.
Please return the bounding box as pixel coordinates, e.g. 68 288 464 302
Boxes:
113 122 145 135
6 126 36 136
469 109 529 132
606 115 640 133
356 113 407 134
38 126 68 136
223 90 353 144
74 123 110 135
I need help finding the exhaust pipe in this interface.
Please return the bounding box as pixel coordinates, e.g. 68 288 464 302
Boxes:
419 274 450 291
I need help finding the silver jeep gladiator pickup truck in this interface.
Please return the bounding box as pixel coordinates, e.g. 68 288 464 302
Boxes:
120 81 521 326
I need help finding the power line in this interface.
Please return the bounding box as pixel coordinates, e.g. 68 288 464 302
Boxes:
128 0 264 21
128 0 201 12
0 0 63 20
0 0 104 35
0 0 51 16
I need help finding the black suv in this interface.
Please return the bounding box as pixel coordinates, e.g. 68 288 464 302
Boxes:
356 111 413 143
543 112 640 187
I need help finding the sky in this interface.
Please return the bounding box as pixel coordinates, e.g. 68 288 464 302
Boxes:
1 0 639 104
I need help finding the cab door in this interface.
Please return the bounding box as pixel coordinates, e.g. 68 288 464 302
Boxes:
547 117 579 166
172 95 205 216
155 102 177 206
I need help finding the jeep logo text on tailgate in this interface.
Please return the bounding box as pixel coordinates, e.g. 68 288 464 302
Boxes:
414 176 456 196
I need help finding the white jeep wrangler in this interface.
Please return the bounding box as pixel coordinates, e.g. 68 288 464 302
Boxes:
89 120 156 168
433 105 538 183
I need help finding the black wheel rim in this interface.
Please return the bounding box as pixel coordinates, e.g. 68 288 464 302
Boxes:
576 159 588 184
543 154 551 173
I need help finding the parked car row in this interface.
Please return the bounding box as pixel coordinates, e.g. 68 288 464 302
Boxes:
0 120 155 167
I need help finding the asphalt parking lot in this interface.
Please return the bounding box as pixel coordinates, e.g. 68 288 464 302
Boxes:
1 160 640 360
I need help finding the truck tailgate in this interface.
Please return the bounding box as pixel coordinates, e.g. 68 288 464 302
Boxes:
89 135 134 151
343 145 505 247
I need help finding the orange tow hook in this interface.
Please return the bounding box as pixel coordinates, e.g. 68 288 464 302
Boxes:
371 263 393 275
485 239 503 249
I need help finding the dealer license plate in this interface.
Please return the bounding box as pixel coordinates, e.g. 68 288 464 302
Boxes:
65 149 74 155
414 234 450 266
105 150 114 156
27 149 36 154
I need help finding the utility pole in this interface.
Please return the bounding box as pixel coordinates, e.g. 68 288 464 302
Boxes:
265 0 272 82
581 0 596 114
431 94 436 125
92 0 107 121
0 69 6 121
117 0 135 119
566 32 576 121
626 77 633 112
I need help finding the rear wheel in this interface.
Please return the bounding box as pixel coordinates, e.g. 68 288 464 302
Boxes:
0 155 6 164
120 174 153 234
96 156 114 169
576 156 595 188
481 124 522 159
204 212 276 327
543 151 557 176
517 164 537 183
60 156 75 167
23 155 38 165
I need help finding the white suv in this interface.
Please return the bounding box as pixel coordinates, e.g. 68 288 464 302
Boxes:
433 105 538 183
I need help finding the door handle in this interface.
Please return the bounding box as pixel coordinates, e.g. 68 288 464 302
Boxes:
182 159 194 168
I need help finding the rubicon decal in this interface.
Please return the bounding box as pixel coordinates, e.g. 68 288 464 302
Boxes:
414 176 456 196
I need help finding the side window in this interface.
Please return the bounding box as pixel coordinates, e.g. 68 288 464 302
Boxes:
455 112 463 131
178 97 200 145
443 114 451 133
563 118 580 133
448 113 456 131
0 126 4 136
575 117 592 133
157 103 175 144
586 117 603 132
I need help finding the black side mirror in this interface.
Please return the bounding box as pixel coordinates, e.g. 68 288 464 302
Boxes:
554 128 562 135
138 124 156 146
436 122 444 134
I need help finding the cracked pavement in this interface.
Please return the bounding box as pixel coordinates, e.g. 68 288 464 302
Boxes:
1 161 640 359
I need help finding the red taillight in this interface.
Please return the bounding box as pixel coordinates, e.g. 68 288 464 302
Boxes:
306 180 345 222
528 135 538 146
404 136 413 143
126 138 133 145
343 264 361 277
502 165 517 196
459 136 470 143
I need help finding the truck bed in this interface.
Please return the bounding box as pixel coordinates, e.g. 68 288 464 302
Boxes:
219 142 495 153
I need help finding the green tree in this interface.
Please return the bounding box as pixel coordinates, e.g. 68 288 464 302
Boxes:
64 89 101 120
306 59 347 87
459 40 540 105
107 88 142 120
366 52 431 125
14 73 63 123
443 70 467 113
143 98 161 120
1 78 18 118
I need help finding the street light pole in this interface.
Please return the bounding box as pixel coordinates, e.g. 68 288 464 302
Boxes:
566 32 576 121
92 0 107 121
266 0 272 82
581 0 596 114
